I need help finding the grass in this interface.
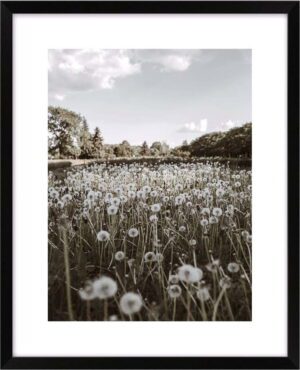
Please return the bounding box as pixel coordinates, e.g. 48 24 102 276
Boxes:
49 156 251 170
48 160 252 321
48 160 72 170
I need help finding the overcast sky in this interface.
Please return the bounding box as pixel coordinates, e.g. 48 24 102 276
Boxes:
48 49 251 147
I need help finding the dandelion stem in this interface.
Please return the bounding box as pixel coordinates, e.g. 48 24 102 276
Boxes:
172 298 177 321
212 287 226 321
61 226 74 321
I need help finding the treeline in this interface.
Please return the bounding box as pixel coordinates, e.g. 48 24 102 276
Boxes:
48 106 171 159
177 122 252 158
48 106 251 160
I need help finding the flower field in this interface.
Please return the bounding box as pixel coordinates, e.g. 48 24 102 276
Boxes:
48 161 252 321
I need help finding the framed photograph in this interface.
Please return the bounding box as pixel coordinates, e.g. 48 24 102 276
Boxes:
1 1 299 368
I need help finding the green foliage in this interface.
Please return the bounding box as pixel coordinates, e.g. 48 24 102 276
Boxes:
79 119 93 159
48 106 105 159
171 148 191 158
185 123 252 158
48 106 251 161
48 106 85 158
150 141 170 156
92 127 104 159
141 141 150 156
114 140 133 157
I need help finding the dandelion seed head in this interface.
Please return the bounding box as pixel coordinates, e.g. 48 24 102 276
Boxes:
144 251 156 262
227 262 240 273
156 253 164 263
167 284 182 298
196 286 210 302
120 292 143 315
179 225 186 233
97 230 110 242
168 274 179 284
206 259 220 272
57 201 64 209
212 207 223 217
78 280 96 301
149 214 158 223
115 251 125 261
178 264 202 283
209 216 219 224
219 276 232 289
151 203 161 213
93 276 118 299
107 205 118 215
128 227 139 238
200 219 209 227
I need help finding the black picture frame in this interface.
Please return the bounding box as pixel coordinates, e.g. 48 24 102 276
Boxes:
1 1 299 369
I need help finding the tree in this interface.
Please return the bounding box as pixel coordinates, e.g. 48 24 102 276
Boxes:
150 141 162 153
182 140 188 146
150 141 170 156
161 141 170 156
114 140 133 157
141 141 150 156
91 126 104 159
48 106 84 158
181 122 252 158
79 119 93 159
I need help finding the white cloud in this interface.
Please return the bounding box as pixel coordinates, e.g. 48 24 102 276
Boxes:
54 94 65 101
159 55 191 72
49 49 141 98
219 120 239 131
177 119 208 133
130 50 200 72
48 49 211 100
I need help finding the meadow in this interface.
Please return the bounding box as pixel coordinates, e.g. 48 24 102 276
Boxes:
48 160 252 321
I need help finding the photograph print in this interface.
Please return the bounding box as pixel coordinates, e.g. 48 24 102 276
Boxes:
48 49 252 321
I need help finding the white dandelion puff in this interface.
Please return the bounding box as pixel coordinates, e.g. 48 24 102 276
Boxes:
219 276 232 289
167 284 182 298
200 219 209 227
151 203 161 213
227 262 240 273
93 276 118 299
168 274 179 284
120 292 143 315
149 214 158 223
179 225 186 233
144 251 156 262
175 184 183 192
115 251 125 261
196 286 210 302
178 264 202 283
97 230 110 242
57 201 64 209
206 259 220 272
143 185 151 194
110 197 121 207
62 194 72 203
209 216 219 224
212 207 223 217
107 205 118 215
128 190 136 199
175 195 184 206
78 281 96 301
155 253 164 263
128 228 139 238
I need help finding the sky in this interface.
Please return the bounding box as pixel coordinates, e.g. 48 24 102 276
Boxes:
48 49 251 147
